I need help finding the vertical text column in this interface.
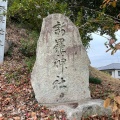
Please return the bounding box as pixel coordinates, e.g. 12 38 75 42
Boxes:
0 0 7 64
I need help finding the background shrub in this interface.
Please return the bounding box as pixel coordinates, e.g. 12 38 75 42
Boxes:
19 30 39 72
89 77 102 84
25 56 36 72
19 31 39 57
8 0 70 31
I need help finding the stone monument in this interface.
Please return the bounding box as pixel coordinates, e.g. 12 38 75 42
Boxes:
31 13 90 105
31 14 111 119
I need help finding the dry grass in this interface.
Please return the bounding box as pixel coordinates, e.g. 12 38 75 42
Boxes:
89 66 120 99
89 66 120 83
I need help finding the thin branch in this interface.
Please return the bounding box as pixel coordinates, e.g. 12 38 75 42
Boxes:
77 19 114 29
77 22 90 29
78 26 110 40
69 5 120 23
82 6 120 23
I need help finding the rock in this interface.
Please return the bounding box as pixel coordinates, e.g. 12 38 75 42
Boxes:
19 28 27 37
50 99 112 120
31 13 90 106
4 40 12 54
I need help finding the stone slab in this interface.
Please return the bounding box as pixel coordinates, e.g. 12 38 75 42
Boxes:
0 0 7 64
50 99 112 120
31 13 90 105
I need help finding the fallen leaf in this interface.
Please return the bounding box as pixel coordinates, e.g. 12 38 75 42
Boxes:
104 98 111 108
115 43 120 50
112 1 116 7
31 112 37 119
112 102 118 112
0 114 3 118
0 118 4 120
3 98 11 105
13 117 20 120
40 112 46 118
114 96 120 104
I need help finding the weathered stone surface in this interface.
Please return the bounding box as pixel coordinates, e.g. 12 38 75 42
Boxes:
0 1 7 63
31 13 90 105
50 99 112 120
4 40 12 54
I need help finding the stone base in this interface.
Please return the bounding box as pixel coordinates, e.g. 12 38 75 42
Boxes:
49 99 112 120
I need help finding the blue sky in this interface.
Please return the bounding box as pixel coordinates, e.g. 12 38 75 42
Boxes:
87 30 120 68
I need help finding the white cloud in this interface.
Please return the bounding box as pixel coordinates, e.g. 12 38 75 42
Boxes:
87 30 120 68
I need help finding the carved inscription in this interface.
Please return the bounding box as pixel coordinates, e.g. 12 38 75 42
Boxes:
0 6 6 23
0 16 5 23
53 38 66 72
0 39 3 46
53 76 67 90
0 28 4 35
31 14 91 105
52 21 67 90
53 21 65 36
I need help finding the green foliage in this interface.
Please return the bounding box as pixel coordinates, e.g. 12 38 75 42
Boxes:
8 0 70 30
19 31 39 57
5 71 20 84
7 0 96 47
19 30 38 72
7 0 14 7
8 0 120 48
25 56 36 72
5 47 13 57
89 77 102 84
